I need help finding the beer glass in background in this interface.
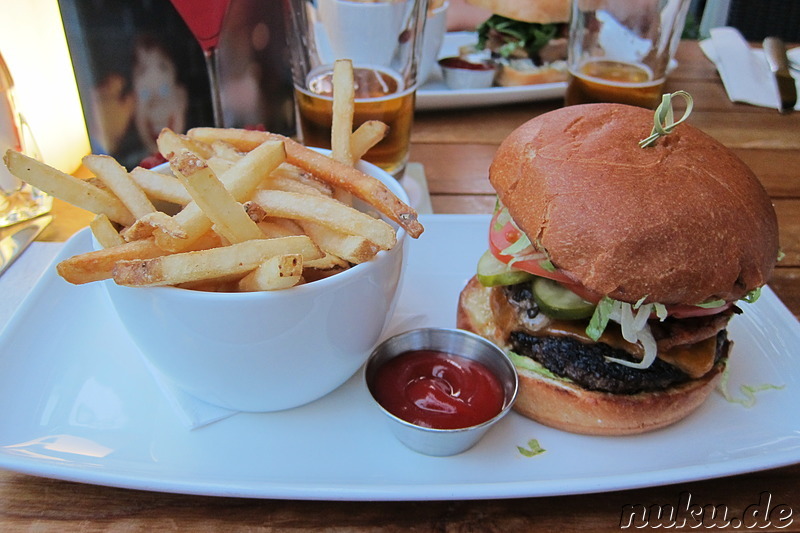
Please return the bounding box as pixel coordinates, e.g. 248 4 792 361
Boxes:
0 51 51 227
564 0 691 109
285 0 429 179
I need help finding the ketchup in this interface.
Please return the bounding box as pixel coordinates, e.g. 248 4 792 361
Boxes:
438 57 494 71
372 350 505 430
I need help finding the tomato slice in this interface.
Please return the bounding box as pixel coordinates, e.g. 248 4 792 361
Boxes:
488 208 575 285
488 207 734 318
666 301 734 319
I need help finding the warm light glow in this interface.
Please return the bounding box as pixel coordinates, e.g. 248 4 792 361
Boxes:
0 1 90 173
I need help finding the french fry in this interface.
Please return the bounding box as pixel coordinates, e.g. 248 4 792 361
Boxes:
212 131 421 238
56 230 224 285
83 154 156 220
331 59 355 166
350 120 389 161
188 121 386 171
243 201 354 267
171 150 264 244
121 211 188 242
130 166 192 206
57 238 168 284
258 216 305 234
243 201 268 223
259 174 329 197
252 189 396 250
238 253 304 291
304 256 349 272
113 236 320 287
258 220 302 238
157 128 214 160
187 128 422 237
298 221 380 264
22 120 413 292
4 150 135 226
89 214 125 248
206 155 235 177
187 127 272 152
154 140 286 252
269 163 334 196
211 140 243 162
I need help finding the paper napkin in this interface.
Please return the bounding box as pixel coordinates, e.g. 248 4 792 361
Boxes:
700 27 800 111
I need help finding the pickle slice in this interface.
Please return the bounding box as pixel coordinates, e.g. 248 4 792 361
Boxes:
476 250 534 287
532 277 596 320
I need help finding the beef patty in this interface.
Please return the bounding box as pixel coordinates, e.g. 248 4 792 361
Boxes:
509 330 730 394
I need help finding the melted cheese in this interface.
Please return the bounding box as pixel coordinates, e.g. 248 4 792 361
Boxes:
539 320 717 378
658 336 717 378
485 285 718 378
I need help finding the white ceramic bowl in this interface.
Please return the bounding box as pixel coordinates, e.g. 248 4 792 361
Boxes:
104 155 409 412
439 57 497 90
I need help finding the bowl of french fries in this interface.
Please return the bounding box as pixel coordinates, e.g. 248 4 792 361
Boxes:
4 124 424 412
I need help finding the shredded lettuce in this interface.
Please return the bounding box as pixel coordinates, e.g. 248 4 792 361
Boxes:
538 259 556 272
584 285 767 372
696 299 726 309
501 231 532 256
586 297 614 341
508 351 565 381
517 438 546 458
717 363 785 408
476 15 558 59
741 287 762 304
493 203 511 230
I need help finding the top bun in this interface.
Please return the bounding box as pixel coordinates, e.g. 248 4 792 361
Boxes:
466 0 570 23
489 103 779 305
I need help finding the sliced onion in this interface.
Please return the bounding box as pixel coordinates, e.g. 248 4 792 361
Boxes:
603 301 659 370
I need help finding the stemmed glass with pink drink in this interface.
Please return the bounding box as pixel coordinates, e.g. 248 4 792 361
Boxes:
168 0 232 127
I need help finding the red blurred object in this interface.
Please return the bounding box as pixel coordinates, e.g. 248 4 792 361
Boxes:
138 152 167 169
168 0 231 53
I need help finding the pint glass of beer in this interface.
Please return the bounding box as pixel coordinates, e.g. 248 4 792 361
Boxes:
285 0 429 178
564 0 691 109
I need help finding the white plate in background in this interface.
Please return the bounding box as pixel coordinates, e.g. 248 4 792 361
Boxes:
416 32 679 111
416 32 567 110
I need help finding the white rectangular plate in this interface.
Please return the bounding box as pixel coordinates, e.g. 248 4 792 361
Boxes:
416 32 566 111
1 215 799 501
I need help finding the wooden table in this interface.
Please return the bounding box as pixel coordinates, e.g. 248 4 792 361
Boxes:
2 40 798 531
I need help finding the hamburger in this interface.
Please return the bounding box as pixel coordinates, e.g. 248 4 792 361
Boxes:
466 0 570 86
456 103 780 435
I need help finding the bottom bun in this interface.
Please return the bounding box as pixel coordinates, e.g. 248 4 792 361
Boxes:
495 62 568 87
513 363 724 436
457 275 726 436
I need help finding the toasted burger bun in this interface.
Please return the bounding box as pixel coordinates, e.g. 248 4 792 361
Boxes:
495 62 567 86
457 276 726 435
489 103 779 306
512 363 724 436
466 0 570 23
